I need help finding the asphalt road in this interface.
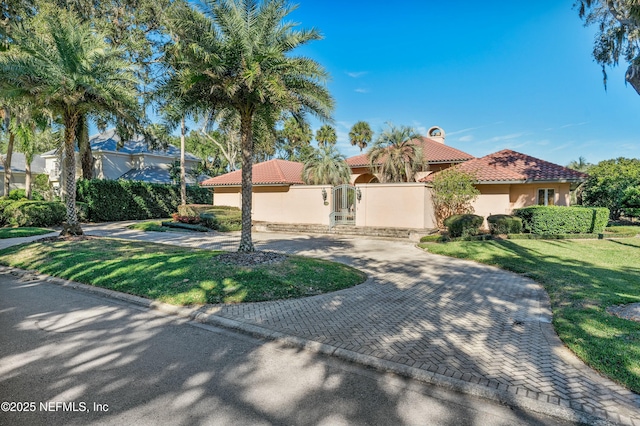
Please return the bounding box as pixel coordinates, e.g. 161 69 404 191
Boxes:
0 270 575 426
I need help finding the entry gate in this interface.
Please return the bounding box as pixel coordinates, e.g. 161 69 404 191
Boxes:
330 184 356 227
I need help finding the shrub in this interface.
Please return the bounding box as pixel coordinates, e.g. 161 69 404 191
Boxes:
431 168 480 228
171 213 201 224
76 179 212 222
0 198 16 226
514 206 610 234
487 214 523 234
3 200 66 227
76 202 90 222
8 189 27 200
443 214 484 238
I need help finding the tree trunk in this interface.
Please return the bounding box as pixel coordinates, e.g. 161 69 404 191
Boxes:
626 63 640 96
180 116 186 206
238 110 255 252
60 112 83 236
25 160 31 200
3 109 13 196
78 114 93 179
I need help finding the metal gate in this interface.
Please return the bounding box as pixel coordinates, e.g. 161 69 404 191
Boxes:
330 184 356 227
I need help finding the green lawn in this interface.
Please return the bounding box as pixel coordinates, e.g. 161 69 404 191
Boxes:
0 227 53 238
421 238 640 393
127 221 169 232
0 238 366 305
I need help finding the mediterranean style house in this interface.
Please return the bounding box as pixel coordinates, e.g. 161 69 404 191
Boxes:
41 129 202 193
201 127 587 232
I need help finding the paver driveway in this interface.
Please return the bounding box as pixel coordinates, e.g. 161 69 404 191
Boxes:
19 224 640 425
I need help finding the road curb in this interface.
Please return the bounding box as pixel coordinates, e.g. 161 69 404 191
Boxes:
2 265 620 426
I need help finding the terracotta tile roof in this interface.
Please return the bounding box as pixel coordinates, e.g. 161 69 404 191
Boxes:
200 159 304 186
421 149 588 183
346 137 475 167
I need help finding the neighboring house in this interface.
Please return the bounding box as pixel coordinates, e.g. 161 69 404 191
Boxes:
0 152 47 196
202 128 588 231
421 149 588 220
41 129 203 192
346 126 475 184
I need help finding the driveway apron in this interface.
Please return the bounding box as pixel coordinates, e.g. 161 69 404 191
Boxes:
43 223 640 424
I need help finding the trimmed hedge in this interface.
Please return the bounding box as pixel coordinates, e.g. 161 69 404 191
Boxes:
487 214 523 235
514 206 610 234
2 200 66 227
443 214 484 238
76 180 212 222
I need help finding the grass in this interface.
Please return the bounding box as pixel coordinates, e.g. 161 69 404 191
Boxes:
0 237 366 305
128 221 168 232
0 227 53 238
420 238 640 393
604 225 640 235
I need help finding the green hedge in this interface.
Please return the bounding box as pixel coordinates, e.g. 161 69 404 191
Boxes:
487 214 523 234
76 180 212 222
443 214 484 238
3 200 66 227
514 206 610 234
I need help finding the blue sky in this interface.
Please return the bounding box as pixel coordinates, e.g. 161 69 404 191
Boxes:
285 1 640 166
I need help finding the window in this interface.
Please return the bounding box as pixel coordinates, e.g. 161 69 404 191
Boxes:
538 188 555 206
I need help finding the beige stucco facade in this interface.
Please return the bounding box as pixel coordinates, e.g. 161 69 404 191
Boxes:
211 181 573 231
355 183 436 229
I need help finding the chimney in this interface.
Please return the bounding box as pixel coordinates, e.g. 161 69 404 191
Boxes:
427 126 445 144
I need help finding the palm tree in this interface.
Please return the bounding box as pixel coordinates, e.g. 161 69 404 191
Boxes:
0 8 141 235
302 145 351 186
315 124 337 147
349 121 373 152
567 156 593 173
12 116 59 199
368 123 424 183
163 0 334 252
277 116 313 160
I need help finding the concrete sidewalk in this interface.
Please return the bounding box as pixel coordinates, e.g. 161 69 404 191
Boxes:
8 223 640 425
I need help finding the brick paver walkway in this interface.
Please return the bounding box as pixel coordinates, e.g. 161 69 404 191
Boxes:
28 224 640 424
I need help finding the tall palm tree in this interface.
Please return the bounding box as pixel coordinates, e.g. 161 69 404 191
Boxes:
349 121 373 152
0 8 140 235
315 124 337 147
163 0 334 252
368 123 424 183
302 145 351 186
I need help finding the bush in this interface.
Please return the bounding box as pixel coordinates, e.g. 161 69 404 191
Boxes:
419 234 443 243
8 189 27 200
76 180 212 222
487 214 523 235
3 200 66 227
0 198 17 226
514 206 610 234
76 202 90 222
443 214 484 238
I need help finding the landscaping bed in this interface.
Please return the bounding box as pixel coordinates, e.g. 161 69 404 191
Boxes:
420 237 640 393
0 237 366 305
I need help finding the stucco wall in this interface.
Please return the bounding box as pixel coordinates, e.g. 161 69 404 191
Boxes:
355 183 436 229
509 183 571 209
0 172 27 196
213 185 332 225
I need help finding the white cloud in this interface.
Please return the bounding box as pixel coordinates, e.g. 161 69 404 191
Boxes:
559 121 588 129
447 121 504 136
458 135 474 142
346 71 368 78
354 88 370 93
487 132 528 143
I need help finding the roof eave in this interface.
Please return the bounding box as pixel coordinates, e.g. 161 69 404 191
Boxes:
201 183 294 188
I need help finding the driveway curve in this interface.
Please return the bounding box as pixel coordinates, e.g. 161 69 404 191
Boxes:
59 223 640 424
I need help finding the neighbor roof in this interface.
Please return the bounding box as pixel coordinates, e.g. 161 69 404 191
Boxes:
118 166 205 185
346 137 475 167
200 159 304 186
42 128 200 161
421 149 588 183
